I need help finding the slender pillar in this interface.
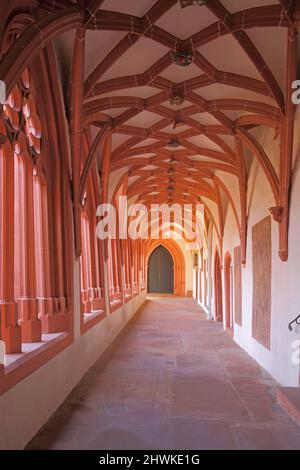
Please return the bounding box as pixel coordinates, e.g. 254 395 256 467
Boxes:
16 152 41 342
235 137 247 264
0 140 21 352
128 239 133 292
100 135 112 305
112 239 119 294
87 188 104 310
70 26 86 258
125 240 130 290
108 240 114 298
207 220 213 320
115 236 124 299
81 213 92 313
278 27 298 261
33 173 56 331
97 233 105 300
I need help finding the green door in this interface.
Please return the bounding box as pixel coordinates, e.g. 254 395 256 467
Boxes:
147 245 174 293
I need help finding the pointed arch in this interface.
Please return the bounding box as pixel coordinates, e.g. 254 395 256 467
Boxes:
146 239 185 296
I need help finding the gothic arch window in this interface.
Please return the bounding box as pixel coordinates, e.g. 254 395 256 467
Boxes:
0 59 71 357
0 68 44 349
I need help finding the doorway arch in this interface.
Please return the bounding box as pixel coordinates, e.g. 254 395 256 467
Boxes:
214 250 223 322
147 245 174 293
224 252 233 331
146 239 186 296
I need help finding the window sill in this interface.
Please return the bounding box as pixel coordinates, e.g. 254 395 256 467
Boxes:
0 332 72 396
110 298 123 313
4 333 65 368
81 309 106 334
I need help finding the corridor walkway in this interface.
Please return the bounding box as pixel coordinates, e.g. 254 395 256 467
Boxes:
27 298 300 450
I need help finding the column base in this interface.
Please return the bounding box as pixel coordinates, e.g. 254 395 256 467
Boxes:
91 298 105 311
38 297 54 316
83 301 92 313
113 292 123 301
38 297 70 333
53 297 68 314
94 287 103 299
20 318 42 343
40 312 70 334
58 297 67 313
18 298 42 343
0 302 22 353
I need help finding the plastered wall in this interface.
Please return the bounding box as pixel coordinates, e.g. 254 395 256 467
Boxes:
195 116 300 386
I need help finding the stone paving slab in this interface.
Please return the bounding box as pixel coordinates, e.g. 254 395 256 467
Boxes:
27 297 300 450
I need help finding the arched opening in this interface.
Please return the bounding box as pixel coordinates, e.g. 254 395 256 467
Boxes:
214 250 223 322
146 239 186 296
224 253 233 332
147 245 174 294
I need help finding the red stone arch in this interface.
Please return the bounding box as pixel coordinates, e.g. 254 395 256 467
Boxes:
146 239 185 296
0 13 74 359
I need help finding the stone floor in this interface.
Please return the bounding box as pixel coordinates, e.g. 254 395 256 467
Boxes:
27 297 300 450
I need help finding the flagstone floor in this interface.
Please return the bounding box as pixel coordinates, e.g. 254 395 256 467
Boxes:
27 297 300 450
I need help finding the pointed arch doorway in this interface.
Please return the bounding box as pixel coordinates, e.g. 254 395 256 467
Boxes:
146 239 186 296
147 245 174 294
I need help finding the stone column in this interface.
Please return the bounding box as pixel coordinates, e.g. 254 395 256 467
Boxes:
33 173 56 332
81 213 92 314
16 152 41 342
115 237 124 301
0 140 21 352
207 220 213 320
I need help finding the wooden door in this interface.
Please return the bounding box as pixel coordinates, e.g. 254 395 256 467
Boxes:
147 245 174 293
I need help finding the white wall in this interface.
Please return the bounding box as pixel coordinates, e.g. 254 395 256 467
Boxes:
0 259 146 450
220 163 299 385
220 123 300 386
231 160 300 386
172 238 194 294
193 117 300 387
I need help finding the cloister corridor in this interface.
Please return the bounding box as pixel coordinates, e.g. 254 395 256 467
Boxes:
3 0 300 454
27 297 300 451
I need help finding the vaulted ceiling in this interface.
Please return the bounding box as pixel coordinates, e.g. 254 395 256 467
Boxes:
70 0 286 210
1 0 299 261
55 0 297 261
